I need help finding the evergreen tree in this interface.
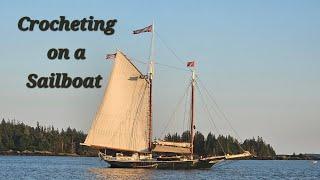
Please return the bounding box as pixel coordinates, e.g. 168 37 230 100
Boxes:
0 119 276 157
163 131 276 157
0 119 96 156
193 131 205 155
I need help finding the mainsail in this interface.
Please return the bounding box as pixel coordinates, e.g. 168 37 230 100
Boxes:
83 51 150 152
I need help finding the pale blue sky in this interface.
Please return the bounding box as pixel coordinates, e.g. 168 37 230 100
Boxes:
0 0 319 154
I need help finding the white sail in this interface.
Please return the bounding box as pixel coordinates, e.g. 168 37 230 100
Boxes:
83 51 150 152
154 140 191 148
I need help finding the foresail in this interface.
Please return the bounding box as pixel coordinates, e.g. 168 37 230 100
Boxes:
83 51 150 152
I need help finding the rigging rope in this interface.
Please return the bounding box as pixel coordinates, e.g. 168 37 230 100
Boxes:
197 79 243 139
195 81 226 155
156 62 190 72
131 59 148 65
197 77 246 152
128 83 148 149
152 30 246 153
131 59 189 72
155 31 186 66
159 81 191 138
155 31 192 72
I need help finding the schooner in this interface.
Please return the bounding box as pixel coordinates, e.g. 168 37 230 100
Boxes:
81 23 251 169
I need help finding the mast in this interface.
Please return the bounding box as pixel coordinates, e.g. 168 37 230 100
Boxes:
148 21 155 151
190 69 195 158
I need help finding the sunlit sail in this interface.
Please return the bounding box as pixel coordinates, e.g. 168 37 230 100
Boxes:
81 23 252 169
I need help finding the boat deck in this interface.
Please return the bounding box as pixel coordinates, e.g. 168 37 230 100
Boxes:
104 159 223 169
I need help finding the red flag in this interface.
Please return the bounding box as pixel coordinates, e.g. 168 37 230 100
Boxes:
133 25 152 34
106 53 116 60
187 61 195 67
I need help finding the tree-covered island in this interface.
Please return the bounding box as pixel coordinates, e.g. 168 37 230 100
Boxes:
2 118 317 160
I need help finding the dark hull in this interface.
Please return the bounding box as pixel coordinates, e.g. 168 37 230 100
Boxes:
105 159 222 170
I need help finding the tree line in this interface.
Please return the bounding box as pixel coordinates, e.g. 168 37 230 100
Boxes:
0 119 276 157
164 131 276 157
0 119 96 156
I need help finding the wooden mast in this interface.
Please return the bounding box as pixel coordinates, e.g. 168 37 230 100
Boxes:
148 77 152 151
148 21 155 151
190 69 195 158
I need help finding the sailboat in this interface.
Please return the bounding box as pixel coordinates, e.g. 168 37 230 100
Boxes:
81 24 252 169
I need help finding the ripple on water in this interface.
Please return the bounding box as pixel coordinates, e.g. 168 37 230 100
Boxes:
0 157 319 180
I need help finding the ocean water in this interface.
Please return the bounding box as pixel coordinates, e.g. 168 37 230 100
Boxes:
0 156 319 180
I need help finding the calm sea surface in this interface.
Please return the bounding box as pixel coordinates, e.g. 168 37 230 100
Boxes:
0 156 319 179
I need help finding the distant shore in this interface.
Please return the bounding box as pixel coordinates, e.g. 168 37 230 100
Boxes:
0 150 96 157
251 154 320 160
1 150 319 160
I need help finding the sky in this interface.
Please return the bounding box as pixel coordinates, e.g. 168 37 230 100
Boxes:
0 0 319 154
